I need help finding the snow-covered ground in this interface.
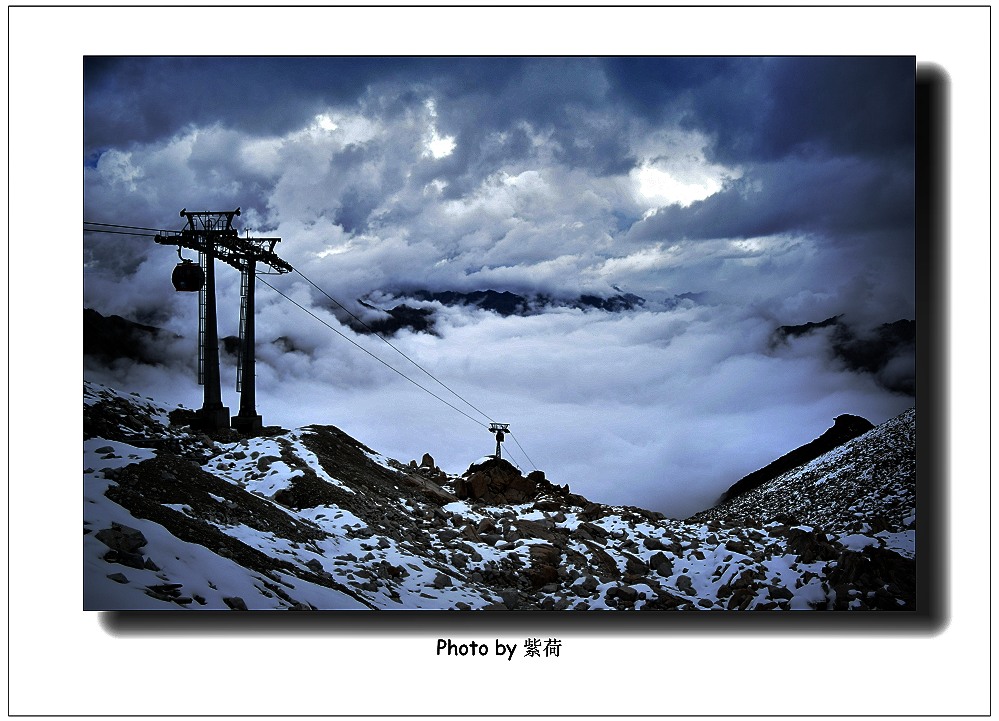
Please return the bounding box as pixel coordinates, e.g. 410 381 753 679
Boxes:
84 381 917 611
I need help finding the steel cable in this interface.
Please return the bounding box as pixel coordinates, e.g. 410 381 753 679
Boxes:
258 277 490 430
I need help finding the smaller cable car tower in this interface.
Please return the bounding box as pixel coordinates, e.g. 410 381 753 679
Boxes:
488 422 510 460
155 208 292 433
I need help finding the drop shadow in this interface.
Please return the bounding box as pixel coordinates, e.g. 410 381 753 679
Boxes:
100 62 950 640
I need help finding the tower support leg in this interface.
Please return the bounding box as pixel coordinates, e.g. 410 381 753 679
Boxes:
232 260 263 434
196 246 230 432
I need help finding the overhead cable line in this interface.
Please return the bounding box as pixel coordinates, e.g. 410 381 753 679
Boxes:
84 228 161 238
292 267 498 426
258 276 490 430
84 221 177 233
509 432 538 471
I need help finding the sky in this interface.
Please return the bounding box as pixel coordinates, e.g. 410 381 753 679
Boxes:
83 56 916 518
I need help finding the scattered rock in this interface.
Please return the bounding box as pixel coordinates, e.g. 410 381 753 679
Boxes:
103 549 146 569
499 588 520 610
676 575 696 596
95 523 148 554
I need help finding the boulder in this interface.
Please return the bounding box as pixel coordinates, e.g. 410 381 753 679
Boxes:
676 575 696 596
95 523 148 554
642 538 669 551
623 552 649 575
725 539 750 555
499 588 520 610
476 517 496 534
579 522 608 539
514 518 558 542
615 585 639 604
575 575 599 594
648 552 672 575
786 528 839 564
103 549 146 569
524 543 562 589
727 587 756 610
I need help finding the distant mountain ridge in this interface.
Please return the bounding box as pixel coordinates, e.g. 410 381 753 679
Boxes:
772 315 915 396
84 308 166 364
345 288 648 336
408 288 647 315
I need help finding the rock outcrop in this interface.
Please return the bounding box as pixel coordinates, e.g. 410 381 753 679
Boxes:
454 457 538 504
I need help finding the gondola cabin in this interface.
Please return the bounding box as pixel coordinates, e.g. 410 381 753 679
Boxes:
172 259 205 292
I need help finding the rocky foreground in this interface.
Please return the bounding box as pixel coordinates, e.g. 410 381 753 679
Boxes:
84 381 916 611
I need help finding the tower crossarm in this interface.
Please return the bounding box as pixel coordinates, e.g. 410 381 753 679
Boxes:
154 209 292 274
226 237 293 273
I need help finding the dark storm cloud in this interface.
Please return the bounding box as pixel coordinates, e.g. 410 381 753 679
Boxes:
84 57 532 161
755 56 914 160
593 56 915 163
85 57 410 157
628 152 914 244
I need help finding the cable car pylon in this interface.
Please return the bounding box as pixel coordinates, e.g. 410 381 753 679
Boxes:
155 208 292 434
489 422 510 460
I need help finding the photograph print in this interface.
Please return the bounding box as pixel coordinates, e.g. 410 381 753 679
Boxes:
83 56 920 613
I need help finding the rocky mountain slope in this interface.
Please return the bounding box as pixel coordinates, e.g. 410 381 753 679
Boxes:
717 414 875 504
84 381 916 611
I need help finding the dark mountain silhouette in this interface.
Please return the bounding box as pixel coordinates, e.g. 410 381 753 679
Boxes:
346 289 647 336
354 299 437 336
84 308 169 365
409 288 646 316
773 316 915 396
410 289 534 317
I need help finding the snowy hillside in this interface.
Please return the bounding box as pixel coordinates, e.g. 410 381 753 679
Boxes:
84 382 916 611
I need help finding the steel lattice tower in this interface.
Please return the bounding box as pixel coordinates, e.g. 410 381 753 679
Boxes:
156 208 292 433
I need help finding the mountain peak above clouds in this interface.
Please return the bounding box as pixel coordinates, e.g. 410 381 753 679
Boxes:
345 289 650 336
84 381 917 612
772 315 915 396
